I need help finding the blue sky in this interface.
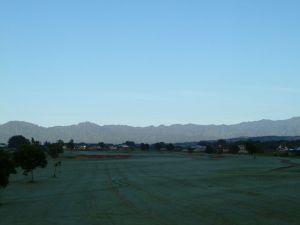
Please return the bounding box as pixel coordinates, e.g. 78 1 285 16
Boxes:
1 0 300 127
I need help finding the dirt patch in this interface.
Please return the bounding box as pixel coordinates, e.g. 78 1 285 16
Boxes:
209 154 225 160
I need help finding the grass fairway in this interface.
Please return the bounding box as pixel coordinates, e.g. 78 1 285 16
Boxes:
1 152 300 225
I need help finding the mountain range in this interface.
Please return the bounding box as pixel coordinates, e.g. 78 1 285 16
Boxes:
1 117 300 144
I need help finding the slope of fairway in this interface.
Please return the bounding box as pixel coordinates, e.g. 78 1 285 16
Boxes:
1 152 300 225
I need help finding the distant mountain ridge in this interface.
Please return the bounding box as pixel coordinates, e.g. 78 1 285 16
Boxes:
1 117 300 144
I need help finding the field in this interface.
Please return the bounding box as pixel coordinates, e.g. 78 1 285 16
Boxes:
1 152 300 225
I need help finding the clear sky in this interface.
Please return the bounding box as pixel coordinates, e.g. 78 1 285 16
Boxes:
1 0 300 127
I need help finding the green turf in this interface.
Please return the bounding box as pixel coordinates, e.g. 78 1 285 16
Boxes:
1 152 300 225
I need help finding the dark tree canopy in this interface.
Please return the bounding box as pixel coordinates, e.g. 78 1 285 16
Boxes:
56 139 65 147
140 143 150 151
31 137 40 145
229 144 240 154
153 142 165 150
205 145 215 154
124 141 135 147
43 141 51 147
0 150 16 188
166 143 175 151
8 135 30 149
198 141 210 146
216 139 227 146
98 142 105 148
48 143 64 159
66 139 75 149
245 142 259 158
14 144 47 182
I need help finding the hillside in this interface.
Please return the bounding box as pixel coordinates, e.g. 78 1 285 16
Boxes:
1 117 300 143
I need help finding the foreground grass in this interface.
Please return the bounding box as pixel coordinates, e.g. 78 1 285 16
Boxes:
1 152 300 225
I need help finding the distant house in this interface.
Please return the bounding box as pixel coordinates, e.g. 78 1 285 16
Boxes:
273 144 290 156
74 144 87 150
109 146 118 150
118 144 129 150
238 145 247 154
191 145 207 152
215 145 229 153
87 145 102 151
287 146 300 156
277 145 289 152
74 144 105 151
221 147 230 153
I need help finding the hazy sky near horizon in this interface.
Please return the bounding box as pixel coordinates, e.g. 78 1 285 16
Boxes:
1 0 300 127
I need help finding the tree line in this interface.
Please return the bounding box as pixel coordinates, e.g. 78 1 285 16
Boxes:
2 135 300 194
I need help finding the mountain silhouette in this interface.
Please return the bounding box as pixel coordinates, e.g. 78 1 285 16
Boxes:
1 117 300 143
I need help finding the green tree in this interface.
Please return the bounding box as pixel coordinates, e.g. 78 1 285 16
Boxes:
8 135 30 149
246 142 258 158
205 145 215 154
0 150 16 189
153 142 166 151
166 143 175 151
56 139 64 148
229 144 240 154
140 143 150 151
66 139 74 150
14 144 47 182
31 137 40 145
43 141 51 147
47 143 64 178
188 147 194 153
98 142 105 148
216 139 227 146
124 141 135 150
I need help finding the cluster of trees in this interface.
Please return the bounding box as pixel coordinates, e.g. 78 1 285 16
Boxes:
1 135 64 194
139 139 261 156
140 143 150 151
74 138 298 156
202 139 260 156
139 142 175 151
84 141 173 151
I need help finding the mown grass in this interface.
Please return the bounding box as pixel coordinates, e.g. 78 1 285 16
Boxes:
1 152 300 225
